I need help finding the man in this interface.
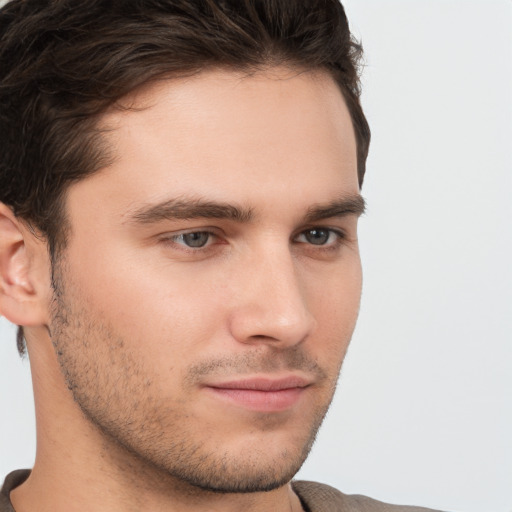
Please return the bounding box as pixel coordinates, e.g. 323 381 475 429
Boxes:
0 1 443 510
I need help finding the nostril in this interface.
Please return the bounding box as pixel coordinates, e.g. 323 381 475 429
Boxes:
249 333 280 342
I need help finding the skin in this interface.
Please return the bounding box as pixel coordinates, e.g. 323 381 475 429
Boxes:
1 67 363 512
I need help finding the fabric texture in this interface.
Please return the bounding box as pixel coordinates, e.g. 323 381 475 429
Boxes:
291 481 445 512
1 470 444 512
0 470 27 512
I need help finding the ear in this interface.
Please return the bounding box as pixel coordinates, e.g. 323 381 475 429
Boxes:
0 203 50 327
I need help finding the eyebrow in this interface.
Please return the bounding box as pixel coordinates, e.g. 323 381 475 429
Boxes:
126 198 253 224
126 193 365 226
304 194 366 223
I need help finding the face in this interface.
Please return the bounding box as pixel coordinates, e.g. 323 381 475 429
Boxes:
49 67 363 493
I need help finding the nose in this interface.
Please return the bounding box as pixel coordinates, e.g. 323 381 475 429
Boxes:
228 246 316 348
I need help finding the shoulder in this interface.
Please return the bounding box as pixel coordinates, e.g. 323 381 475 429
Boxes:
1 470 30 512
292 480 447 512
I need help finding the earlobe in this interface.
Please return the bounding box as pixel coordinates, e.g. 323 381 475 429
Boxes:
0 203 50 327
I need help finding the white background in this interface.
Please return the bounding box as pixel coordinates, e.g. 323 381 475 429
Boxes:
1 1 511 511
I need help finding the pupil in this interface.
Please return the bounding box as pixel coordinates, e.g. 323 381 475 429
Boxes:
306 229 329 245
183 232 209 247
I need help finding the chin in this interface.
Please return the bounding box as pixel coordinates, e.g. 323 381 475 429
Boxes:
153 424 320 494
167 451 307 494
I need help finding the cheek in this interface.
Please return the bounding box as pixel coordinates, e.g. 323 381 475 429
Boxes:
65 250 228 364
311 254 362 312
307 261 362 359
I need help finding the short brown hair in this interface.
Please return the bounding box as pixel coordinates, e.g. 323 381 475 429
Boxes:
0 0 370 354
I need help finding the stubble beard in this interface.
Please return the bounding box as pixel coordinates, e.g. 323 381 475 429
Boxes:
48 263 341 494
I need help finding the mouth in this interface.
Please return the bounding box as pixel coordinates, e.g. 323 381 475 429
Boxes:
203 375 313 412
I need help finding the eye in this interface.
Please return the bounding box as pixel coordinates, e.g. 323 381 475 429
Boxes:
171 231 213 248
295 228 343 246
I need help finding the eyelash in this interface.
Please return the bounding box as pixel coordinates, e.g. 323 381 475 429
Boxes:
294 228 346 249
160 227 347 253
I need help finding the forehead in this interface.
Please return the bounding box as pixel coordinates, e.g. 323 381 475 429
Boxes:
69 67 358 221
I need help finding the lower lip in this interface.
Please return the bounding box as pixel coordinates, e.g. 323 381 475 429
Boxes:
205 387 305 412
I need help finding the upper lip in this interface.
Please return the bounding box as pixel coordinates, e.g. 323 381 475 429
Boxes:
205 375 312 391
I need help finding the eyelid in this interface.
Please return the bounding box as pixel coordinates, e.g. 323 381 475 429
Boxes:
293 226 346 242
156 225 350 254
158 228 224 250
159 226 222 238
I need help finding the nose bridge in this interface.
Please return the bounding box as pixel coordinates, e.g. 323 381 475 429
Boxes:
228 240 316 347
